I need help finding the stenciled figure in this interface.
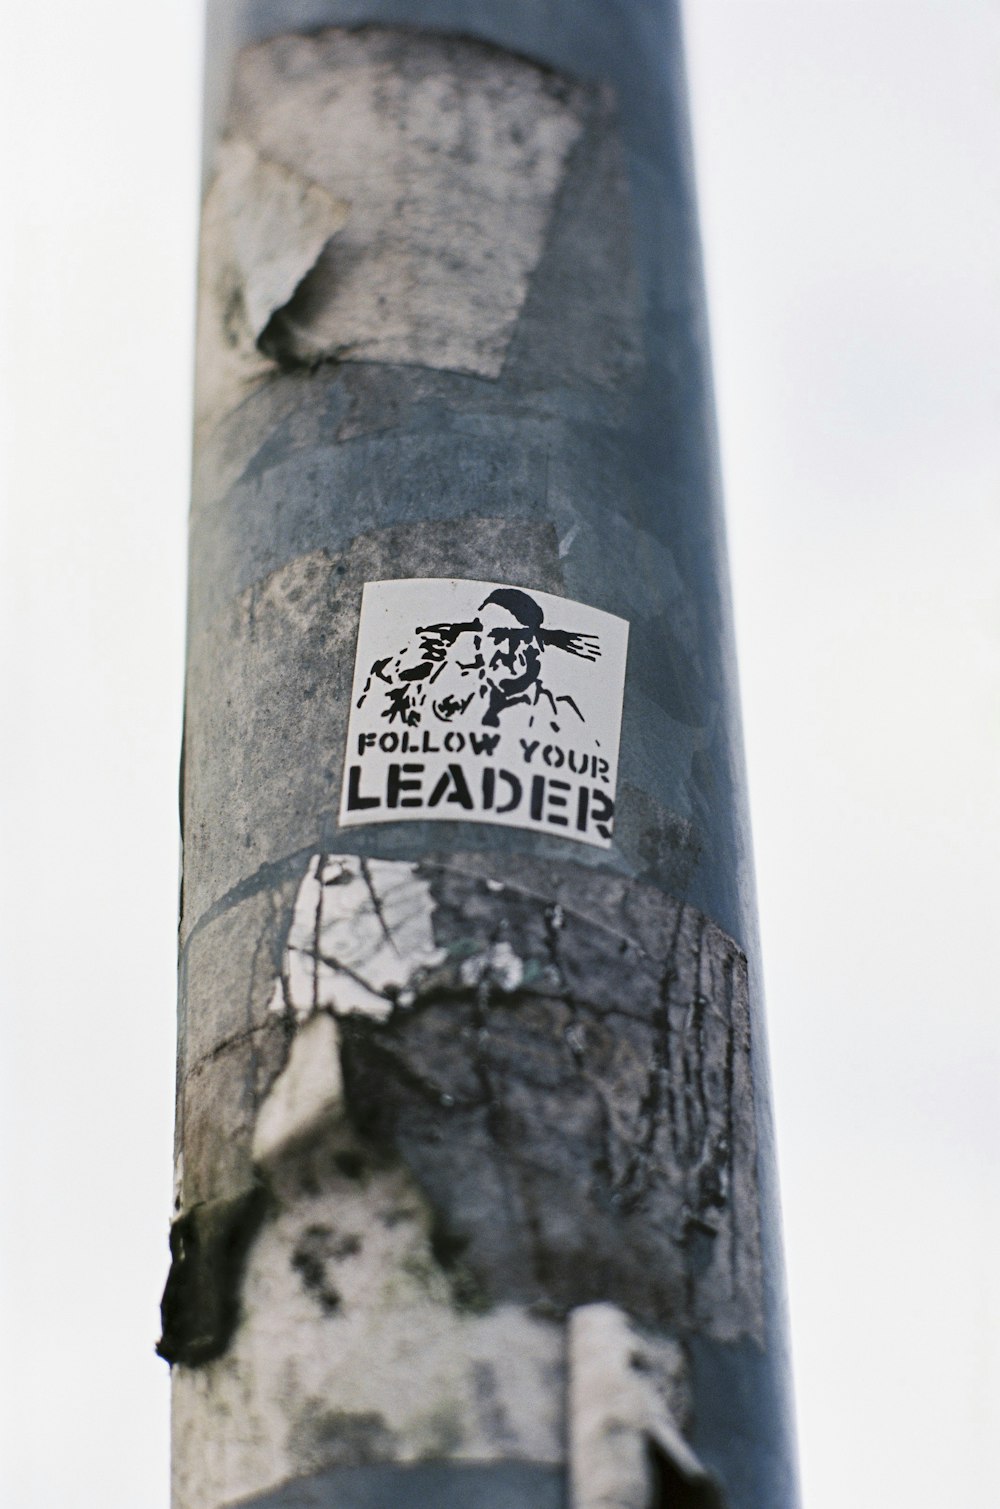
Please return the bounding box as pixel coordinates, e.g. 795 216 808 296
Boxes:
357 587 601 733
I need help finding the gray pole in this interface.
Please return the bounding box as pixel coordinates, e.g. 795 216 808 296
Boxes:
160 4 798 1507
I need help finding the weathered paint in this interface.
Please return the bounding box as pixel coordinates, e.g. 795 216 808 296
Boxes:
173 3 799 1505
278 852 764 1345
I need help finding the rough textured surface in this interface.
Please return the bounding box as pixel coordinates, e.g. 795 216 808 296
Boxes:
168 850 758 1504
268 855 446 1021
324 853 764 1344
197 27 589 431
225 1461 566 1509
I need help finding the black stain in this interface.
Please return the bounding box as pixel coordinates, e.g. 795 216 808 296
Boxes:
157 1183 272 1367
291 1225 346 1315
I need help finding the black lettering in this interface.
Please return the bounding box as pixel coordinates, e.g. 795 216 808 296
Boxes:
519 739 540 764
379 731 399 753
428 763 474 810
387 762 424 809
542 745 564 769
346 765 380 811
546 778 570 826
530 774 545 822
576 784 590 831
358 732 377 757
469 731 500 757
421 730 441 753
591 788 615 839
482 766 496 810
595 757 610 783
496 770 522 814
443 730 465 753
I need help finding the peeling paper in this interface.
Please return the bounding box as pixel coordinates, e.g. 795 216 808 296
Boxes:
569 1304 712 1509
171 1155 564 1509
269 854 446 1022
196 138 349 425
197 29 587 425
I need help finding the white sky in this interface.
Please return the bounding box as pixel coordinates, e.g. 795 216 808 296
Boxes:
0 3 997 1505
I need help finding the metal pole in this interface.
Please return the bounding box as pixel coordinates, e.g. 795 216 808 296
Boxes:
160 4 799 1506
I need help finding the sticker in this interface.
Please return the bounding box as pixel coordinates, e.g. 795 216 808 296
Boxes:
339 579 629 848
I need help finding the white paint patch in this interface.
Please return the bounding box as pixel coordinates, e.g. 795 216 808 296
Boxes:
197 28 586 424
195 138 349 427
171 1159 564 1509
568 1304 704 1509
340 578 629 849
252 1011 344 1169
270 854 446 1021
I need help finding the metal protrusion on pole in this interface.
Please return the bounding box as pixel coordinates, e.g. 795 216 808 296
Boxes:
164 5 799 1508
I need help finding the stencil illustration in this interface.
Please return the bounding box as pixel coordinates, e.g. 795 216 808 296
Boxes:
340 579 629 849
358 586 602 733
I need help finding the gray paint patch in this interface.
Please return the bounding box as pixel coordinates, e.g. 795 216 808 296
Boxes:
197 27 588 429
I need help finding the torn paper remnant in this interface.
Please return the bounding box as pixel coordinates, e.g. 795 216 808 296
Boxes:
196 137 349 426
268 854 446 1022
196 28 588 425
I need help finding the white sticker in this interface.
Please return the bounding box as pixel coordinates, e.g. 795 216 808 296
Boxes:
339 579 629 849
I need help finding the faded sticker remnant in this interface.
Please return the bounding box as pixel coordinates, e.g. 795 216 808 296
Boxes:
340 578 629 848
267 853 446 1022
198 27 588 426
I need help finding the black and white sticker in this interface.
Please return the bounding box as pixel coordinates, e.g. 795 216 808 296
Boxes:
339 578 629 848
